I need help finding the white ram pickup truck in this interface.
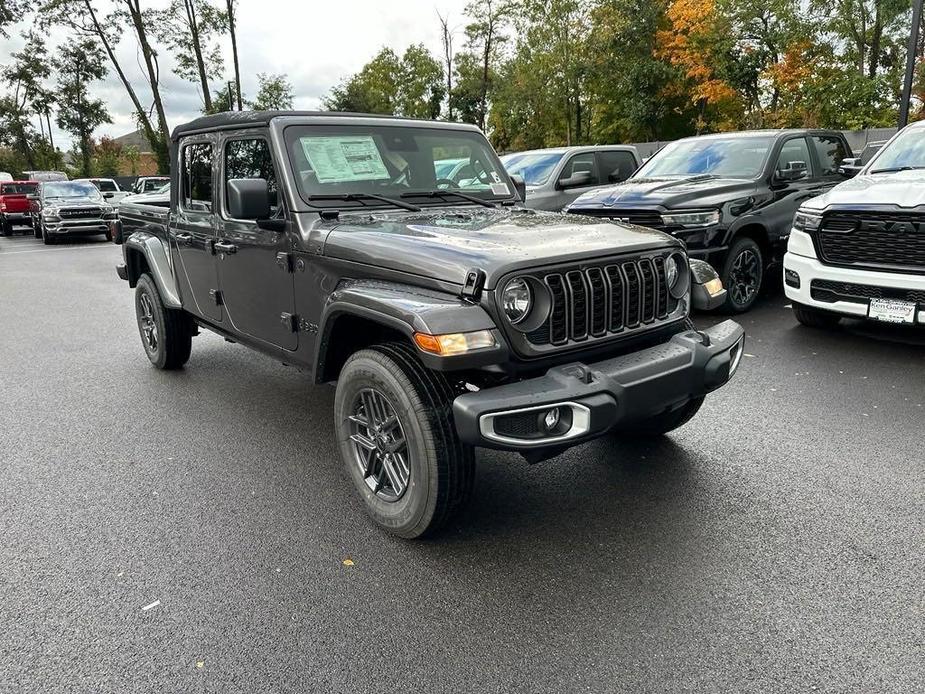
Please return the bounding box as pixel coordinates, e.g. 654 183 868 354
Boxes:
784 121 925 329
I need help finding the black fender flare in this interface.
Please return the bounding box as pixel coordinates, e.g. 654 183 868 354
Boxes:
314 279 507 380
122 231 182 308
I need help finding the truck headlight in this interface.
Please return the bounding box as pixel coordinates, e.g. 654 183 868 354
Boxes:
793 210 822 231
502 277 532 325
661 209 720 228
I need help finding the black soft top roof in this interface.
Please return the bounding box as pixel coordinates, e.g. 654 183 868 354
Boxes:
170 110 443 142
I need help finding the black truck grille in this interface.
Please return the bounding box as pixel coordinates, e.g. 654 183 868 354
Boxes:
58 207 103 219
811 279 925 305
527 256 679 346
569 208 664 229
818 212 925 271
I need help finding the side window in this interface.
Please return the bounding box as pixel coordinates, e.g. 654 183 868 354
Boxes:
559 152 598 186
775 138 814 178
224 138 279 215
812 136 847 176
182 142 213 213
597 150 637 183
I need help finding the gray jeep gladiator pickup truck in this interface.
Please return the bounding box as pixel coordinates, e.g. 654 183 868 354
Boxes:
115 111 745 538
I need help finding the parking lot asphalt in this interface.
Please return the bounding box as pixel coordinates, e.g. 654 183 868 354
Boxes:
1 231 923 693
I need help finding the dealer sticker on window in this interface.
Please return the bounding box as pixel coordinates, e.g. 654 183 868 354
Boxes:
300 136 390 183
868 298 916 324
490 182 509 196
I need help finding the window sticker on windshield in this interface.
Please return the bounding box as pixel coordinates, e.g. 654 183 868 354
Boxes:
490 182 509 195
299 136 390 183
490 171 502 183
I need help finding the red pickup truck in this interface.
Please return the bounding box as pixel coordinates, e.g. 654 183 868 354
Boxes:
0 181 38 236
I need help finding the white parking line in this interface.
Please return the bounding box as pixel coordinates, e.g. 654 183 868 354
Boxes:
0 244 115 256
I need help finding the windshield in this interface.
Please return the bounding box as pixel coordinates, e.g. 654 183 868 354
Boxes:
501 151 565 186
868 129 925 172
284 124 513 207
43 181 103 200
0 182 37 195
635 136 774 179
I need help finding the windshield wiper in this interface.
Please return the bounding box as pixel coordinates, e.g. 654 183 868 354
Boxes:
308 192 421 212
400 190 497 208
869 165 925 174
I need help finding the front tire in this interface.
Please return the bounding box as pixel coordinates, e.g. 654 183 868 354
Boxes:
33 218 41 238
41 222 55 245
612 397 705 439
135 274 192 369
720 238 764 313
334 343 475 539
793 302 842 329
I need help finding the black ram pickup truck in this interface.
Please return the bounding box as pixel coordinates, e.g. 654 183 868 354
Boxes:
115 111 745 538
566 130 853 312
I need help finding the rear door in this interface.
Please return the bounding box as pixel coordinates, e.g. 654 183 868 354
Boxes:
171 138 223 322
810 134 850 194
596 149 638 185
215 133 297 351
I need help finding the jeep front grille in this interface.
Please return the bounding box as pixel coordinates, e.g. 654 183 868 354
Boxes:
818 212 925 271
527 256 679 346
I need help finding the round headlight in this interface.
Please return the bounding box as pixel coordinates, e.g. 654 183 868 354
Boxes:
666 253 690 299
502 277 532 324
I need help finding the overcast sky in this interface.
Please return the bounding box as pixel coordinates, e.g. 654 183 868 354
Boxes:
1 0 471 150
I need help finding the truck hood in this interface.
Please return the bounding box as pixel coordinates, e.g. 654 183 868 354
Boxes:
321 207 678 289
802 170 925 212
567 174 758 210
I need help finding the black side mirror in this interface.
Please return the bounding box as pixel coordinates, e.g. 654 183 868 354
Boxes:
227 178 271 220
776 161 808 182
558 170 593 189
510 174 526 202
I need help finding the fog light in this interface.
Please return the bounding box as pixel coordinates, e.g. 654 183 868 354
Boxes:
543 408 560 431
785 269 801 288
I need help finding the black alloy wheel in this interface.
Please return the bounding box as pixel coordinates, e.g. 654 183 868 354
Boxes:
720 238 764 313
348 388 411 502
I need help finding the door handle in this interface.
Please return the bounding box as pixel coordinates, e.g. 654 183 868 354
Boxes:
214 241 237 254
174 232 192 244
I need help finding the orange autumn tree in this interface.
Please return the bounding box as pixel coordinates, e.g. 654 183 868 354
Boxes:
657 0 742 132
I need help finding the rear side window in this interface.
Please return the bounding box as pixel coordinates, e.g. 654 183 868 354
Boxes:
597 150 637 183
181 143 213 212
812 136 847 176
224 138 279 214
94 179 118 192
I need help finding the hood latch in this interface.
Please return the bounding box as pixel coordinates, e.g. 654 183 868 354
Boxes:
460 268 486 302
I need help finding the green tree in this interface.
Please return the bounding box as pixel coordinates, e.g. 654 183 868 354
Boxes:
249 73 295 110
324 46 445 119
92 136 123 176
156 0 227 112
53 38 110 177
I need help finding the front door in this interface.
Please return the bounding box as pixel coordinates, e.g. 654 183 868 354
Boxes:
215 134 297 351
765 136 822 236
172 139 222 322
555 152 601 210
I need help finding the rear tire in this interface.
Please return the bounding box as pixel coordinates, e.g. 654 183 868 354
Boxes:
33 218 41 238
793 302 842 329
334 342 475 539
1 217 11 236
612 397 705 439
135 273 192 369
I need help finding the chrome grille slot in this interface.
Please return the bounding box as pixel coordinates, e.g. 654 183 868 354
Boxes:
526 255 680 348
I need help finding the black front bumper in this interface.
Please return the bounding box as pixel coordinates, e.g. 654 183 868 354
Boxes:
453 320 745 451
